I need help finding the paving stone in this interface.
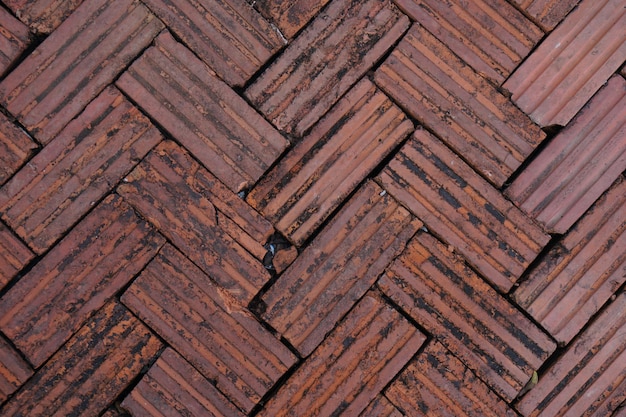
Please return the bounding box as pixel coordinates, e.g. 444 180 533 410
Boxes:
0 111 37 186
504 0 626 127
259 292 426 416
3 0 85 34
117 140 273 304
255 0 330 39
510 0 581 30
248 78 413 246
262 181 421 357
359 396 402 417
117 30 288 193
0 194 165 367
101 408 127 417
517 291 626 416
506 75 626 234
0 5 30 76
0 0 164 144
0 220 33 289
378 128 550 292
121 244 297 413
246 0 410 136
0 335 32 403
379 232 556 402
0 86 162 254
0 301 163 416
375 23 546 187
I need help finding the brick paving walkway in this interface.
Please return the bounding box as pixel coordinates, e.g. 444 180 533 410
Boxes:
0 0 624 416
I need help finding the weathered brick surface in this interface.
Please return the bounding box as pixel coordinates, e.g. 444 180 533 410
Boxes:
0 335 32 403
255 0 330 39
0 112 37 187
510 0 581 30
0 220 33 289
360 396 402 417
4 0 85 33
0 6 30 76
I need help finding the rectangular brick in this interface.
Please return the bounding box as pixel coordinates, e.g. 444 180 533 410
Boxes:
255 0 330 39
0 220 34 289
259 292 426 416
261 181 422 356
0 335 32 403
248 78 413 245
4 0 85 33
0 86 162 254
379 232 556 402
0 301 163 417
0 6 30 76
246 0 410 136
511 0 581 30
360 396 402 417
0 110 37 186
375 23 546 187
0 0 164 144
0 194 165 367
121 244 297 413
378 128 550 292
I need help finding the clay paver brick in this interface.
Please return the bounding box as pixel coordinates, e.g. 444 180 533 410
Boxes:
255 0 330 39
0 335 32 403
117 30 288 193
510 0 581 30
379 232 556 402
117 140 273 304
246 0 410 136
378 128 550 292
0 86 162 254
0 111 37 186
375 23 546 187
0 220 33 289
259 292 426 416
248 78 413 246
504 0 626 127
3 0 85 34
360 396 402 417
0 0 164 144
0 301 163 416
262 180 422 357
506 74 626 234
0 194 165 367
0 6 30 77
121 244 297 413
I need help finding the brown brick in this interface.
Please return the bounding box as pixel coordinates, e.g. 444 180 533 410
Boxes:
248 78 413 245
0 111 37 186
259 292 426 416
0 301 163 416
379 232 556 402
0 6 30 76
0 220 34 289
4 0 85 34
0 194 165 367
378 128 550 292
375 24 546 187
255 0 330 39
121 244 296 413
506 75 626 234
0 335 32 403
0 0 164 144
504 0 626 127
510 0 581 30
117 30 288 192
262 181 421 356
360 396 402 417
118 140 273 304
0 86 162 254
246 0 410 136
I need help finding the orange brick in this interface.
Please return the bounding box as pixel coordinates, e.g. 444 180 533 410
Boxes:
0 6 30 76
255 0 330 39
360 396 402 417
510 0 581 30
0 111 37 186
0 336 32 403
4 0 85 33
0 221 34 289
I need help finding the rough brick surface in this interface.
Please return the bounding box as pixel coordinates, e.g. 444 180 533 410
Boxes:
0 112 37 187
360 396 402 417
0 336 32 403
511 0 581 30
0 6 30 76
0 220 33 289
255 0 330 39
4 0 85 33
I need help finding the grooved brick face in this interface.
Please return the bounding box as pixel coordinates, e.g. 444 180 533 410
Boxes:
0 6 30 76
3 0 85 33
255 0 330 39
0 221 34 289
0 336 32 403
0 112 37 187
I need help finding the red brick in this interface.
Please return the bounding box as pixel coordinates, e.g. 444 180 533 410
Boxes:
0 86 162 254
504 0 626 127
0 336 32 403
0 110 37 186
0 301 163 416
117 30 288 192
0 194 165 367
0 6 30 76
4 0 85 34
262 181 421 356
259 292 426 416
0 0 164 144
246 0 410 136
378 128 550 292
375 24 546 187
379 232 556 402
360 396 402 417
121 244 296 413
101 408 127 417
117 140 273 304
0 220 34 289
248 78 413 245
510 0 581 30
506 75 626 234
255 0 330 39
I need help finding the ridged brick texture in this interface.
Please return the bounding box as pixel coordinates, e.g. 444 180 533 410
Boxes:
375 23 546 187
121 244 297 413
246 0 410 136
379 232 556 402
117 30 288 193
511 0 581 30
261 181 422 356
0 194 165 367
121 347 245 417
0 0 164 144
4 0 85 33
378 128 550 292
0 336 32 403
506 75 626 234
393 0 543 84
117 140 273 304
0 111 37 186
360 396 402 417
0 301 163 417
517 291 626 417
140 0 286 87
0 221 33 288
259 293 426 416
248 78 413 246
0 6 30 76
255 0 330 39
504 0 626 127
0 86 162 254
386 341 517 416
514 176 626 345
